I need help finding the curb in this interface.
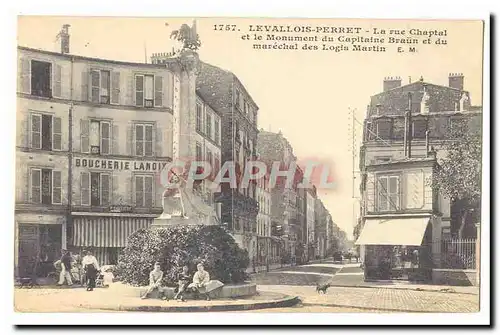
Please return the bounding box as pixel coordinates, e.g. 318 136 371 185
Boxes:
326 283 478 295
300 302 432 313
82 294 300 312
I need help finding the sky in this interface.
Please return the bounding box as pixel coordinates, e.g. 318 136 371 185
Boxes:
17 17 484 239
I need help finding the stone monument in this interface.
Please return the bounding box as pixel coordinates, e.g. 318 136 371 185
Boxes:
152 171 219 228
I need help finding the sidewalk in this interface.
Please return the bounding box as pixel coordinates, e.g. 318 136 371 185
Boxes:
14 283 299 313
328 263 479 295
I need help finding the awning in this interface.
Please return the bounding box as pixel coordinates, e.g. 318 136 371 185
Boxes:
355 217 430 246
72 216 152 248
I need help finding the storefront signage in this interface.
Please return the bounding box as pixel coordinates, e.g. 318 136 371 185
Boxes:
109 205 133 213
74 158 169 171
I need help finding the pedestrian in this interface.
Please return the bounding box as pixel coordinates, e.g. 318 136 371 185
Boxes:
82 250 99 291
57 250 73 286
141 262 166 300
174 265 191 302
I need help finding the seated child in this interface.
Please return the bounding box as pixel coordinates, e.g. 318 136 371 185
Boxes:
173 265 191 302
141 262 167 300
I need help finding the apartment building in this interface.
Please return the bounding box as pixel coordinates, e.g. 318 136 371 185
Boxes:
15 41 204 274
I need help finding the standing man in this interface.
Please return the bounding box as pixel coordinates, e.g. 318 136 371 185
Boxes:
82 250 100 291
57 250 73 286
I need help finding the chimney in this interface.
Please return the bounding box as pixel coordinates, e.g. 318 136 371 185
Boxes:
449 73 464 90
59 24 70 54
383 76 402 92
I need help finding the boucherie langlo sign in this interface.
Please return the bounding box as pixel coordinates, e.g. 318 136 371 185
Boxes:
74 157 170 171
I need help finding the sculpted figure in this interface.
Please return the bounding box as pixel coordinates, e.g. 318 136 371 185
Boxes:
170 20 201 51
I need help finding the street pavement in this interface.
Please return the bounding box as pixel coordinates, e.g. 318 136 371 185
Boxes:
250 260 479 312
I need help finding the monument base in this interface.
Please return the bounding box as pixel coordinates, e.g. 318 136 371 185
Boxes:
151 216 201 228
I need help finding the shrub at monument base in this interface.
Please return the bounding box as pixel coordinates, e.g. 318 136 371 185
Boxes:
115 225 250 286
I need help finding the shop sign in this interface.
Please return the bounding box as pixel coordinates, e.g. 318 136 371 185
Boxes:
109 205 133 213
74 158 169 171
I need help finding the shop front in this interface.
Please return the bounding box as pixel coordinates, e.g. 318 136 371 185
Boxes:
15 213 66 278
355 216 433 282
70 213 156 266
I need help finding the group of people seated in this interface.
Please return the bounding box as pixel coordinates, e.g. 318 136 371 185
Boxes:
141 262 221 302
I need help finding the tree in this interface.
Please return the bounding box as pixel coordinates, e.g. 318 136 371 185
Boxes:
433 117 482 238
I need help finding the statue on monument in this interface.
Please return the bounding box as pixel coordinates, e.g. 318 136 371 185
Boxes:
158 170 219 226
170 20 201 51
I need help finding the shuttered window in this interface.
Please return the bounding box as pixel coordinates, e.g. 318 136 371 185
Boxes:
135 175 154 207
135 124 154 157
29 113 62 151
31 168 61 205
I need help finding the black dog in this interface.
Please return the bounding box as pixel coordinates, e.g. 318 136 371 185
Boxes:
316 282 331 294
18 277 39 289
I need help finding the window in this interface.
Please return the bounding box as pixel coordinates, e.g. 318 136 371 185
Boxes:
196 142 203 161
206 112 212 139
243 101 248 115
31 60 52 98
135 175 154 207
235 90 241 109
30 113 62 151
376 120 392 140
377 175 400 211
196 103 203 133
214 118 220 144
393 118 405 140
135 124 154 157
135 74 163 108
90 70 110 104
214 155 220 177
80 172 111 206
206 149 213 173
31 168 62 205
412 119 428 139
81 120 111 155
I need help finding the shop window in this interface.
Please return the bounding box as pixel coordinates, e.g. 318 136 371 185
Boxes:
30 113 62 151
80 172 111 206
30 168 62 205
135 175 154 208
376 175 400 211
206 112 212 139
135 74 162 107
135 123 154 157
31 60 52 98
81 119 111 155
90 69 110 104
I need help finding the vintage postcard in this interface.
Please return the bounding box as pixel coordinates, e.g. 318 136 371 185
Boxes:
11 14 489 325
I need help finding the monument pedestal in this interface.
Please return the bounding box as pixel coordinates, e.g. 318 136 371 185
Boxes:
152 215 201 228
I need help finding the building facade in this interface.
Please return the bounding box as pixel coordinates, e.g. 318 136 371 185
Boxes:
356 74 482 278
196 62 260 257
305 186 317 260
257 131 301 259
